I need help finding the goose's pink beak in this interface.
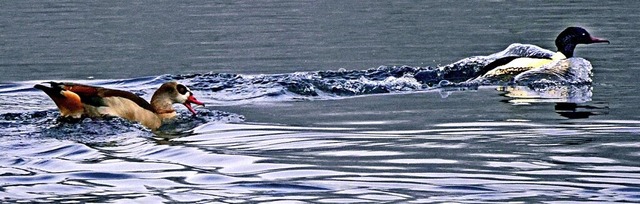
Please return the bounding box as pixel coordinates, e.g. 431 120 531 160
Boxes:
183 95 205 115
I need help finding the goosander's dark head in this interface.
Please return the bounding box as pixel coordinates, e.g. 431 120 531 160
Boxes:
555 27 609 58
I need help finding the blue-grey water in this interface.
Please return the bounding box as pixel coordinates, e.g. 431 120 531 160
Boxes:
2 0 640 203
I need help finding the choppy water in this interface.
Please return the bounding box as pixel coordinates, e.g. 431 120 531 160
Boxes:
2 0 640 203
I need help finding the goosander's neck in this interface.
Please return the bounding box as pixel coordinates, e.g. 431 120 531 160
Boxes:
551 52 567 61
557 43 577 58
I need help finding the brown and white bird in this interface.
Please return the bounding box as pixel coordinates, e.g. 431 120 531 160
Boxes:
34 81 204 130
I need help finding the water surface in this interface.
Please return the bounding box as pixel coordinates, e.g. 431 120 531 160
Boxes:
1 0 640 203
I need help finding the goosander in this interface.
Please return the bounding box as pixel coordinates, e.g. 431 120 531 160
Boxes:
34 81 204 130
479 27 609 81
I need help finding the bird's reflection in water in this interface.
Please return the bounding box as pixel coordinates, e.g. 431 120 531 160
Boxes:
554 102 608 119
497 85 608 119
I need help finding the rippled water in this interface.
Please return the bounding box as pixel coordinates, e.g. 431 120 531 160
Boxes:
2 0 640 203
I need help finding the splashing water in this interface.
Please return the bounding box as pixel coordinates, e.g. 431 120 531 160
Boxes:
0 43 596 133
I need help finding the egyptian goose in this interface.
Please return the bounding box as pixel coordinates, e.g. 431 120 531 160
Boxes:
34 81 204 130
479 27 609 80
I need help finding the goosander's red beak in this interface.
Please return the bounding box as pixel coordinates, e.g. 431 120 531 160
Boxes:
183 95 205 115
590 36 610 44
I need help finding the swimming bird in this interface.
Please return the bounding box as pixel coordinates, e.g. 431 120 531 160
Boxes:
478 27 609 81
34 81 204 130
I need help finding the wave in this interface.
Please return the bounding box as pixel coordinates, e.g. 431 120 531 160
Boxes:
1 43 593 102
171 43 593 103
0 43 597 134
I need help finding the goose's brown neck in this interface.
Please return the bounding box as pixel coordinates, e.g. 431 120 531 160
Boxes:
151 93 176 118
151 82 182 120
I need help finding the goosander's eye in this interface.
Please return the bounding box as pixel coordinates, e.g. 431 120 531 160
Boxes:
176 84 188 95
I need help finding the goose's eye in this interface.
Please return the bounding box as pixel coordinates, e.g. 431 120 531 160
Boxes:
176 84 188 95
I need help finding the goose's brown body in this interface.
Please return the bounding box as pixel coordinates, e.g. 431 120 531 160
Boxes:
34 81 204 130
